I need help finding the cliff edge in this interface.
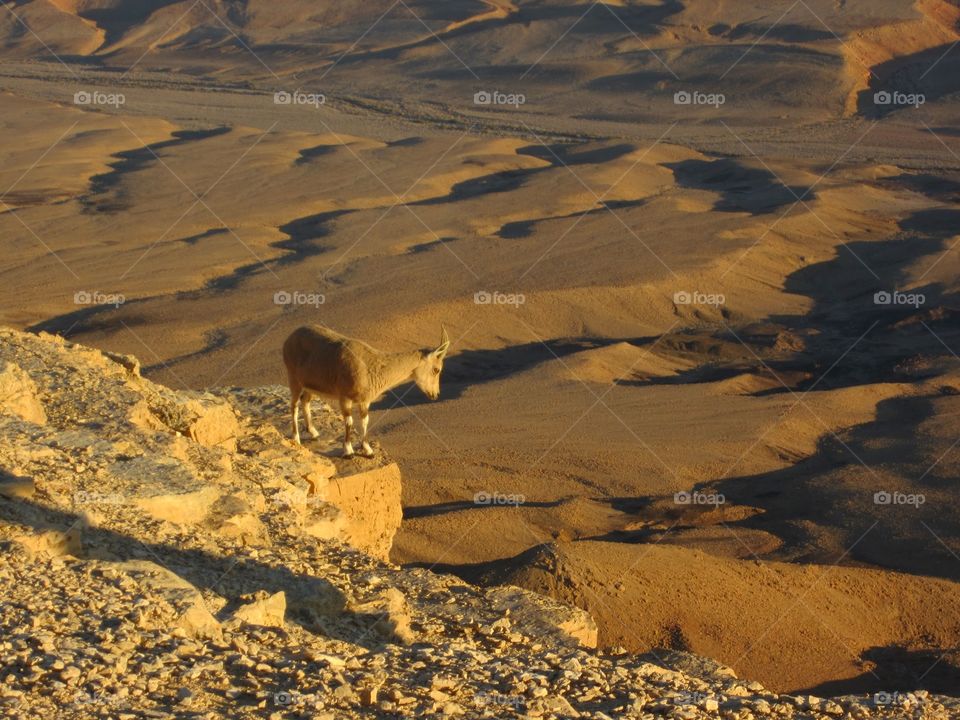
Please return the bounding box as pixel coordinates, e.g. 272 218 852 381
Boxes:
0 328 952 719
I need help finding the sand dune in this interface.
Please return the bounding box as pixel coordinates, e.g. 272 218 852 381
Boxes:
843 0 960 115
3 0 957 127
0 0 104 56
477 541 960 694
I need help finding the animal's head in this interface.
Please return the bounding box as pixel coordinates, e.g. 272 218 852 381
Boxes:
413 326 450 401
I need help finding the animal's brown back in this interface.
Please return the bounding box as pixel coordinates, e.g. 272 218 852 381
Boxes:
282 325 372 399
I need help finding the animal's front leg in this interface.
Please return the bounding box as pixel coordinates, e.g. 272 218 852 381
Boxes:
302 393 320 439
290 388 302 445
358 403 373 457
340 398 355 457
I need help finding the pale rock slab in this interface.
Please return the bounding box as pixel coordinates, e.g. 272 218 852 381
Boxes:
231 590 287 628
0 361 46 425
115 560 222 640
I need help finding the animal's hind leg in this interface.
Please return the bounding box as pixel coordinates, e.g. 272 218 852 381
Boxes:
301 392 320 439
340 397 356 458
358 403 373 457
289 382 303 445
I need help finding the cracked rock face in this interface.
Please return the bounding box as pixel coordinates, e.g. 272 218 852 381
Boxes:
0 327 956 719
0 327 400 562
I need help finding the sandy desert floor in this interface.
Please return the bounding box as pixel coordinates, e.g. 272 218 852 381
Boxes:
2 0 960 696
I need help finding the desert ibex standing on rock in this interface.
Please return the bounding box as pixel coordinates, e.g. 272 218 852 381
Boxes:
282 325 450 456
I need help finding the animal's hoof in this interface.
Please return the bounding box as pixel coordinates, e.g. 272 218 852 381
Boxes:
343 451 356 459
359 451 375 459
308 429 320 439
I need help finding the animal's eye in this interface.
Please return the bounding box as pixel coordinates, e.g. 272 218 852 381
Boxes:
433 367 441 375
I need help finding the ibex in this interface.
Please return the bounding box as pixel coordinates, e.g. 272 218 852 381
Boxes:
282 325 450 456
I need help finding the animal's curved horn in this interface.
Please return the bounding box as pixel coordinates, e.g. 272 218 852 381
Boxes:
437 324 451 357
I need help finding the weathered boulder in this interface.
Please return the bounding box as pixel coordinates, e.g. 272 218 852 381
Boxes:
487 585 599 648
182 396 239 452
351 587 416 644
0 361 46 424
302 502 349 542
133 485 222 524
102 350 141 375
324 462 403 562
114 560 221 640
231 590 287 628
216 511 267 544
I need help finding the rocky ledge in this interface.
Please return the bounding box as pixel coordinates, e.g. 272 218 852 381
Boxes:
0 328 954 719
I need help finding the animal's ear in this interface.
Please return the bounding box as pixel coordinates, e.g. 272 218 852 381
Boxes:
435 325 451 359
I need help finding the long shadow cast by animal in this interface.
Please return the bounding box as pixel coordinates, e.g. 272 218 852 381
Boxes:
0 486 394 650
374 334 665 407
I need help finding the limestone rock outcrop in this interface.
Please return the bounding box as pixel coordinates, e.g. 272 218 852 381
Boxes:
0 327 953 720
0 327 400 561
0 360 46 424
